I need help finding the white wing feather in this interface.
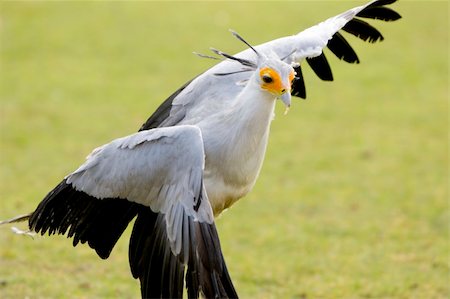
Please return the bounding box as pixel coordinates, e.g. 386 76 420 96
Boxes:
289 1 375 62
65 125 213 255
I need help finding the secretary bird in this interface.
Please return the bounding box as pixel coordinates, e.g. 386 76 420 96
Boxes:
1 1 401 298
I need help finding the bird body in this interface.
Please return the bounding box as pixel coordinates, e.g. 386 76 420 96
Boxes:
1 1 401 298
199 69 281 215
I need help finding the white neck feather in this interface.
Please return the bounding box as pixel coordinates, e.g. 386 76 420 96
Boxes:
226 79 277 131
200 78 278 214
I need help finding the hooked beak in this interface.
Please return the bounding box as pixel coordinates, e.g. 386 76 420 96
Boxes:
279 90 291 108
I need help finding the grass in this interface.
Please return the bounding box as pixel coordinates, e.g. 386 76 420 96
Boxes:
0 1 448 298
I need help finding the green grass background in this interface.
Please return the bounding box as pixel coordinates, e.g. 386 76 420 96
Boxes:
0 1 448 298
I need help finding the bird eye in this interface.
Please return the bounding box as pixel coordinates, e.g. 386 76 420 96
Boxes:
262 74 273 83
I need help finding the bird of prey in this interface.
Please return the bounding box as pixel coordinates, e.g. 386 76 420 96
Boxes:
1 1 401 298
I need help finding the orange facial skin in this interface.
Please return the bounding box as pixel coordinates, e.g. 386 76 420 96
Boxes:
259 67 295 95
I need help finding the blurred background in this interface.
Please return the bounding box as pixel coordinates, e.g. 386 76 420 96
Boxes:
0 1 448 298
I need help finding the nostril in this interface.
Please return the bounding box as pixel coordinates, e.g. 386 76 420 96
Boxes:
281 89 286 93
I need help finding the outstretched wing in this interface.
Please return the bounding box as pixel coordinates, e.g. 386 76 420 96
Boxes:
63 125 213 254
28 125 237 298
286 0 401 98
140 0 401 130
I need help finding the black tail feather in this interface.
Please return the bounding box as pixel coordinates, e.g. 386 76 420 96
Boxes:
129 208 186 299
129 208 238 298
195 222 238 299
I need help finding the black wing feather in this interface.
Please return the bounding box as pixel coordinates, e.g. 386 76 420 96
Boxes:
357 6 401 21
367 0 398 8
342 18 384 43
291 65 306 99
306 53 333 81
295 0 400 99
139 78 195 131
327 32 360 64
29 180 140 259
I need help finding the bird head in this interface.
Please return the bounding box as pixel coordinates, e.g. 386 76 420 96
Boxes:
256 54 296 109
195 30 296 109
